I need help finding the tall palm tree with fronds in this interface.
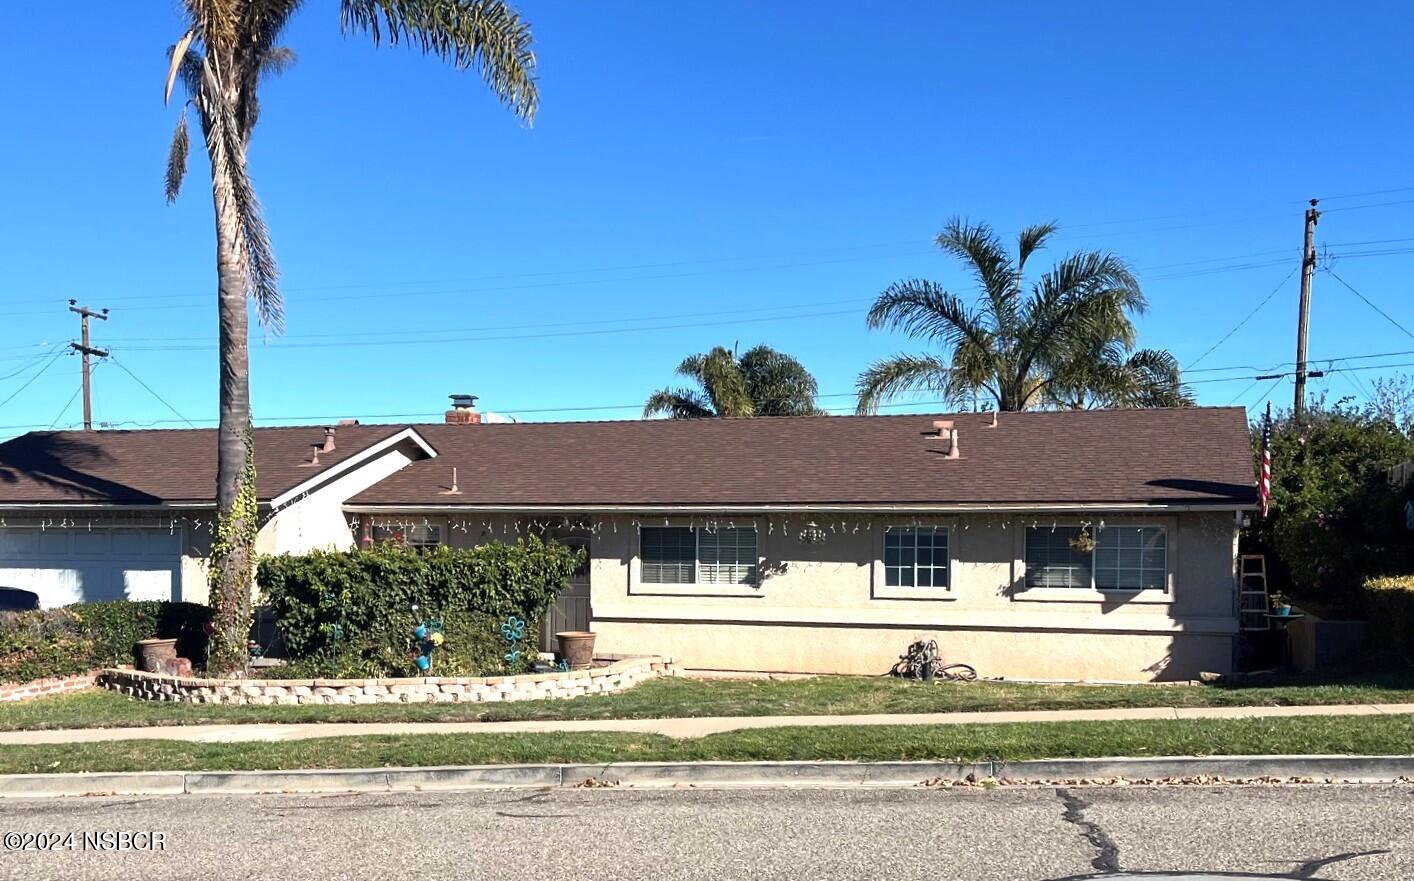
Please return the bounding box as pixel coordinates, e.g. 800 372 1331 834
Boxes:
162 1 537 673
1047 346 1195 409
645 345 822 418
856 218 1186 413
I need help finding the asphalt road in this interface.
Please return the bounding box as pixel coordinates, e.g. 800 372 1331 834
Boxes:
0 785 1410 881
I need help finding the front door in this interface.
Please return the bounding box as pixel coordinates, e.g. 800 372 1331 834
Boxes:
527 519 592 653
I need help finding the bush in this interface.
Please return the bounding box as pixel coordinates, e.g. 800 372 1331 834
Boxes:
1243 397 1414 605
1364 575 1414 661
257 536 579 677
0 601 212 684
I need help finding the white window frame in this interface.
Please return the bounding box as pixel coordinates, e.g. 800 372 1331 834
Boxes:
872 520 957 600
630 519 764 597
367 518 445 550
1012 517 1176 604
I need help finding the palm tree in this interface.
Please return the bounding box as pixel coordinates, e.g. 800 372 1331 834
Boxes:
162 1 537 673
856 218 1187 413
644 345 821 418
1047 346 1195 409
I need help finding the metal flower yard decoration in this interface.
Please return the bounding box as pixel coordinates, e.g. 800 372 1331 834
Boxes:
501 615 528 668
413 619 445 672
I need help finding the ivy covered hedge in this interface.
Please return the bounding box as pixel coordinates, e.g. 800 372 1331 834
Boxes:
0 601 212 684
1364 575 1414 661
256 536 582 678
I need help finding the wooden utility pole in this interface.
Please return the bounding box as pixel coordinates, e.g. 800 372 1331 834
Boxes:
67 300 109 431
1293 199 1320 420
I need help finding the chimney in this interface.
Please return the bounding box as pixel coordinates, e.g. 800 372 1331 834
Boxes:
931 419 961 459
446 393 482 425
321 427 337 453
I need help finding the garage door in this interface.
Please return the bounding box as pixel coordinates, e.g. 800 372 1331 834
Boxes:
0 527 181 608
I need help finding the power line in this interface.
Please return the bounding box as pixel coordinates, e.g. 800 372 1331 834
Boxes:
1324 270 1414 340
1185 266 1300 368
0 345 65 381
0 350 66 412
102 307 868 355
106 355 197 428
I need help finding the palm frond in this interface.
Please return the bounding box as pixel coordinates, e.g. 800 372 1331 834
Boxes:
690 346 752 417
193 57 284 332
340 0 539 122
182 0 239 56
738 345 821 415
165 30 197 104
165 110 190 204
935 217 1019 338
1016 220 1059 272
867 279 996 362
854 353 956 415
643 388 714 419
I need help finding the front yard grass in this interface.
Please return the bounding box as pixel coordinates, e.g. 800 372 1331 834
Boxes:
2 667 1413 732
3 714 1412 774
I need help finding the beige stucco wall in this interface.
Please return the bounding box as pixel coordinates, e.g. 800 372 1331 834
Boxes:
583 511 1240 682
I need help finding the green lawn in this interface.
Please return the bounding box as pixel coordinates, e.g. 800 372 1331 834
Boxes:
4 714 1413 774
2 668 1413 731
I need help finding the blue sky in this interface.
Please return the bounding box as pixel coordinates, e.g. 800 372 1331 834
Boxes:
2 1 1412 438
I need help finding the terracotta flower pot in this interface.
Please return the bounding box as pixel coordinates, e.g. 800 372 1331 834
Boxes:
556 631 597 671
136 638 179 674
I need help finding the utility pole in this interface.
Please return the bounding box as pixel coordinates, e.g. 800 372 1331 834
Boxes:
1293 199 1320 420
67 300 109 431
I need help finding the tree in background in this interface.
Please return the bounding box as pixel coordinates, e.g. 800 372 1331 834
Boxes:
1047 346 1195 409
1244 394 1414 609
162 0 537 673
644 345 822 418
855 218 1190 413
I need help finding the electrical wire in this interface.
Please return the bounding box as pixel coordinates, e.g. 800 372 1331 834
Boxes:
0 350 66 413
1185 266 1301 368
105 356 197 428
1324 270 1414 340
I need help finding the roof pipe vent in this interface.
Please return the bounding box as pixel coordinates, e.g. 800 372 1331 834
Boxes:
931 420 961 459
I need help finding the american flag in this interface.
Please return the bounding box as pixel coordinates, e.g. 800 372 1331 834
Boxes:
1259 401 1273 518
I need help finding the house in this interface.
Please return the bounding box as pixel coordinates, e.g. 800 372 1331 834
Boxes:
0 401 1257 682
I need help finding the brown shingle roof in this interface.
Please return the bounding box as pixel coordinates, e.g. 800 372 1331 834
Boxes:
0 424 410 505
0 408 1257 509
353 407 1257 508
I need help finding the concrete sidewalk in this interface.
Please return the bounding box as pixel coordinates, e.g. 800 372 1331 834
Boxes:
2 701 1411 745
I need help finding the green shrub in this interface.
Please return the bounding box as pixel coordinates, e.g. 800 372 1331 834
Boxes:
257 536 579 677
1244 398 1414 604
0 601 212 684
266 612 534 680
1364 575 1414 660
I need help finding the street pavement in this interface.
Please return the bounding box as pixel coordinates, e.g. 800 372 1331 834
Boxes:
0 784 1409 880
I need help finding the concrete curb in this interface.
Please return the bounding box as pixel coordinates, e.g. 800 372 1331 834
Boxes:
0 756 1411 798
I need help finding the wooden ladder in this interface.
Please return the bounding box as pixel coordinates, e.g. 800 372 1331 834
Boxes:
1239 554 1270 631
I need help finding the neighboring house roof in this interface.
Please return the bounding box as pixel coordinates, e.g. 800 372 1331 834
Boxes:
351 407 1257 509
0 424 417 506
0 408 1257 510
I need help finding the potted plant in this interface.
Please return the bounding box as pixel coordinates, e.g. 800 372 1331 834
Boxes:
556 630 597 670
1269 592 1292 616
136 637 179 673
1068 528 1096 553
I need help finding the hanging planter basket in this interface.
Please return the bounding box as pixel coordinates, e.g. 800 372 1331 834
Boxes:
1068 530 1096 553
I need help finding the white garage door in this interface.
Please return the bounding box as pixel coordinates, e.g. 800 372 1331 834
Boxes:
0 527 181 608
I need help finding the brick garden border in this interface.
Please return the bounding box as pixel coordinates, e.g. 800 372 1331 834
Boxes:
99 655 679 706
0 673 99 704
